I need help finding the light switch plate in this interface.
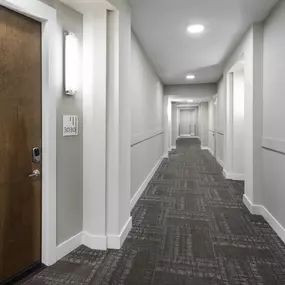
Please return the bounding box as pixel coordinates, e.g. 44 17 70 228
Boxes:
63 115 78 137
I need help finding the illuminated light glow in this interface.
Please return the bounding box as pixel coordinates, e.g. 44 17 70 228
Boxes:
65 32 79 95
186 74 195 80
187 24 205 34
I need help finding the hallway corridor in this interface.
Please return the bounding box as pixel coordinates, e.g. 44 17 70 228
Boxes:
25 139 285 284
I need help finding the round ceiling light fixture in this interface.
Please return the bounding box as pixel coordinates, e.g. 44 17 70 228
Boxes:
187 24 205 34
186 74 195 80
187 99 194 103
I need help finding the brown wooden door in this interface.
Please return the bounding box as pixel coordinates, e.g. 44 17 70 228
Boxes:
0 6 42 283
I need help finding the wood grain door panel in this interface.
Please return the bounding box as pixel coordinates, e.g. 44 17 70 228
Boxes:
0 6 42 282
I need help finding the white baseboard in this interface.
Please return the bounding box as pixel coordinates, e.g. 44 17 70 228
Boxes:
216 157 224 168
107 217 132 249
243 195 285 244
204 147 214 156
171 145 176 150
223 169 244 181
202 147 214 157
82 232 107 250
163 152 168 158
56 219 132 260
204 148 224 169
179 135 200 139
243 194 261 215
56 232 83 260
201 146 209 150
130 156 163 209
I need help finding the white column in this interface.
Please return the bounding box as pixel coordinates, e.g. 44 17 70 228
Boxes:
107 0 132 248
81 7 108 249
61 0 132 250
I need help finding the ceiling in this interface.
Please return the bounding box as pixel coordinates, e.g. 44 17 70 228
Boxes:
129 0 279 85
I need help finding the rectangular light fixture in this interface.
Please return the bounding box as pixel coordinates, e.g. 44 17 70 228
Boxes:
64 32 79 96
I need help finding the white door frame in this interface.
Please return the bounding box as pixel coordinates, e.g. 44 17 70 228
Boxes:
0 0 57 265
178 107 198 138
224 59 245 181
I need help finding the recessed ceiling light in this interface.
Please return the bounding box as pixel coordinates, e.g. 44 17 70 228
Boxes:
187 24 205 34
187 100 194 103
186 74 195 80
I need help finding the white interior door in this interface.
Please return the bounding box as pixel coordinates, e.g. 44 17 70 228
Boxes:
180 109 191 136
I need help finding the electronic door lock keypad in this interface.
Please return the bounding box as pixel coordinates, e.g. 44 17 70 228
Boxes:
32 147 41 164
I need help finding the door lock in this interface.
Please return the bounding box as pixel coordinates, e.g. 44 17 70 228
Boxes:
32 147 41 164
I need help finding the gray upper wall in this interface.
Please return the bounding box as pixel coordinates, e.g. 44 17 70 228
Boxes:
164 84 217 99
39 0 83 245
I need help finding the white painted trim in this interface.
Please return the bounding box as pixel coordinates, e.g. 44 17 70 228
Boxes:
179 135 200 138
223 169 244 181
205 146 224 167
57 217 133 258
243 195 285 244
171 145 176 150
201 146 209 150
107 217 132 249
61 0 115 14
262 137 285 154
163 152 169 158
0 0 57 266
209 148 214 156
216 157 224 168
131 129 164 146
243 194 260 215
56 232 83 260
262 206 285 244
82 232 107 250
130 156 163 209
203 146 214 156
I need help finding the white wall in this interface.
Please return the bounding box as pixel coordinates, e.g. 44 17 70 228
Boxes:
110 0 132 239
130 32 164 200
58 0 133 252
232 69 245 176
39 0 83 246
171 104 178 147
217 24 263 201
262 0 285 230
208 98 215 155
164 84 217 100
198 102 209 148
216 78 225 165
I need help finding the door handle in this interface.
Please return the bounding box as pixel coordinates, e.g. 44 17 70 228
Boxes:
29 169 41 178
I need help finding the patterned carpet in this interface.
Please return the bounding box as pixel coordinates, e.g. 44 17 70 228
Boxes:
24 138 285 284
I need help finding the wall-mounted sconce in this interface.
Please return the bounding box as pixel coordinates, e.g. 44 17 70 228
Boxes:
64 32 79 96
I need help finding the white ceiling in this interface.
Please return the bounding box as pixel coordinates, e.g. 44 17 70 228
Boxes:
129 0 279 85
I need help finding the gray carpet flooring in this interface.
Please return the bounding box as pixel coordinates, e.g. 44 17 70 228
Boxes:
24 138 285 284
